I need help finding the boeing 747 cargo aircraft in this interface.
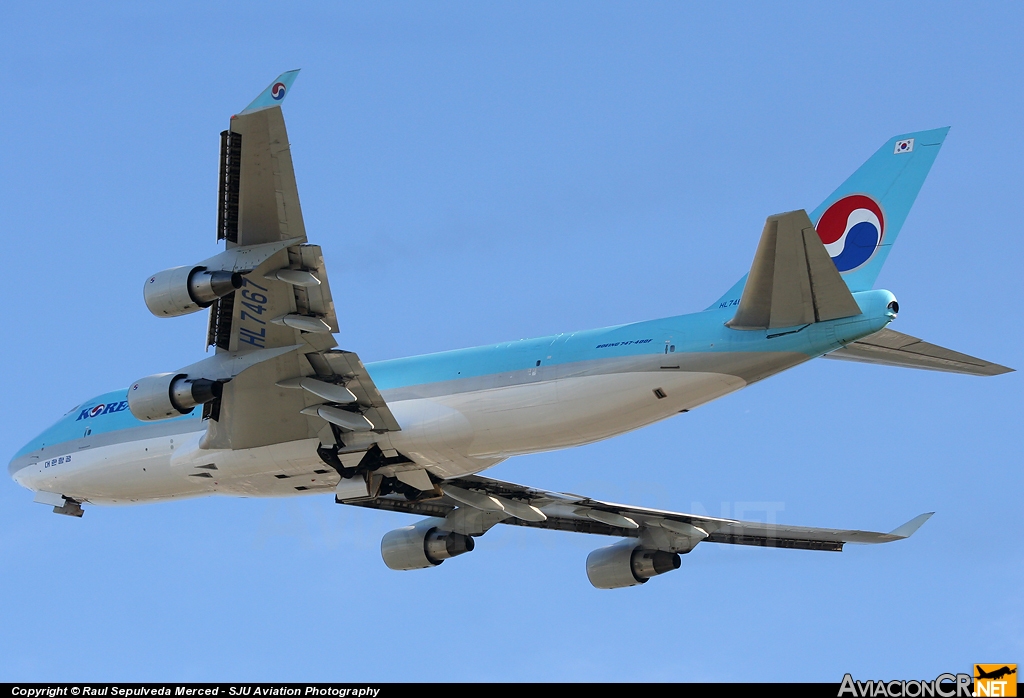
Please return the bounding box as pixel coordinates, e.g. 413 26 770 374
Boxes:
9 72 1012 588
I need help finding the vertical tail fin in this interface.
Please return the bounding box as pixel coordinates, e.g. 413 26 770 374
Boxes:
710 128 949 309
811 127 949 292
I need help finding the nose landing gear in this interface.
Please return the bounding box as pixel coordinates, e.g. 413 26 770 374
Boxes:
53 497 84 518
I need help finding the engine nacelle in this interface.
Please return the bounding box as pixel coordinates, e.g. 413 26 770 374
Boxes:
144 266 242 317
586 540 681 589
381 519 475 570
128 373 222 421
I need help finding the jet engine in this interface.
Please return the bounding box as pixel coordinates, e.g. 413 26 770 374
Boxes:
586 540 681 589
127 373 223 421
144 266 242 317
381 519 475 570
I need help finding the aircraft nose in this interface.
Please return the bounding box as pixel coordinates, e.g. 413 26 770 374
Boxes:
9 456 33 489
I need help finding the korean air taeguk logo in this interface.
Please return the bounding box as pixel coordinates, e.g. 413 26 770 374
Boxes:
271 82 287 100
815 194 885 273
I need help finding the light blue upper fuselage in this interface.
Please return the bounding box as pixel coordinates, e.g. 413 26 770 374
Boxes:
9 289 896 476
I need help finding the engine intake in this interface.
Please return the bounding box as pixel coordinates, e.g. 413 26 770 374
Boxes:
381 519 475 570
144 266 242 317
586 540 681 589
128 373 223 421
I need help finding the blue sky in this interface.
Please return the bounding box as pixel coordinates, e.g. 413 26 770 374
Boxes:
1 1 1020 682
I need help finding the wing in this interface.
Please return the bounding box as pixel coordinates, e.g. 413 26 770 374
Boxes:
198 72 400 450
341 473 932 553
824 328 1013 376
207 70 335 355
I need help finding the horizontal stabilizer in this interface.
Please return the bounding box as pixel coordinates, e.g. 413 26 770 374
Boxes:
824 329 1014 376
728 210 862 330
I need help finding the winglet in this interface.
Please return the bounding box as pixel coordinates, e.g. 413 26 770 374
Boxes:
239 70 301 115
888 512 934 539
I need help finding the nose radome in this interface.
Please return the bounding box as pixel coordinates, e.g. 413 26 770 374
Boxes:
9 457 34 489
10 465 26 488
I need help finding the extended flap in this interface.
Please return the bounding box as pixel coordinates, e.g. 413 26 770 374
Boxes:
322 351 402 432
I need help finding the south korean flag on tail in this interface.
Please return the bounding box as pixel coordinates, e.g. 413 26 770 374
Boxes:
894 138 915 154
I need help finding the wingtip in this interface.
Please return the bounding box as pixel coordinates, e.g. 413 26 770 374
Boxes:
238 70 303 115
890 126 950 147
889 512 934 539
